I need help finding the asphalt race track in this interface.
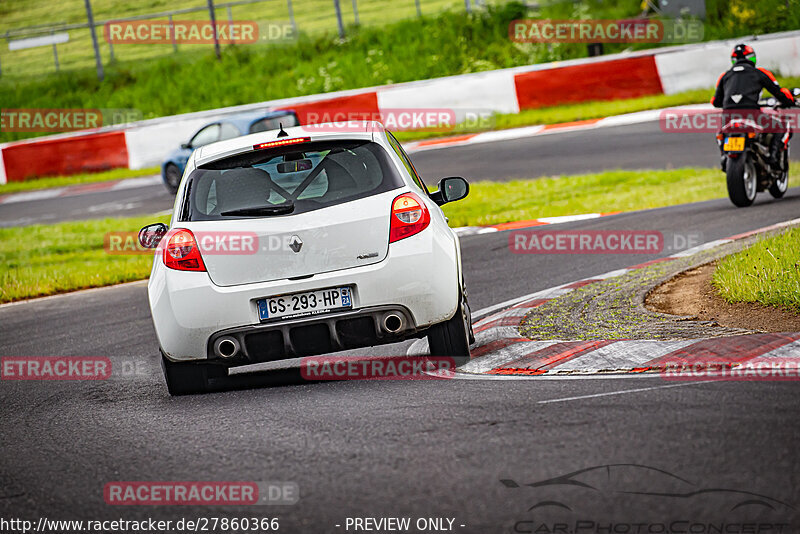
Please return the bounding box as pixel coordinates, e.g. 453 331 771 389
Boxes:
411 121 721 181
7 119 798 227
2 122 800 531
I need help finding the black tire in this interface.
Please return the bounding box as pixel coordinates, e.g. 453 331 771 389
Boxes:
163 164 181 195
769 150 789 199
160 353 225 396
726 156 756 207
427 290 472 365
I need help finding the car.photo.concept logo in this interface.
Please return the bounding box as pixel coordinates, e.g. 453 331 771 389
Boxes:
505 464 793 533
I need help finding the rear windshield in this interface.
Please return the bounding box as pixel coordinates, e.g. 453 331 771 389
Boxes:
180 140 403 221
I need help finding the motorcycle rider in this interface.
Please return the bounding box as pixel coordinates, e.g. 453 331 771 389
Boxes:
712 44 795 170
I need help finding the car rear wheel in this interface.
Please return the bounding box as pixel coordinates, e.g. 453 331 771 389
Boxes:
160 352 225 396
427 290 472 365
164 164 181 194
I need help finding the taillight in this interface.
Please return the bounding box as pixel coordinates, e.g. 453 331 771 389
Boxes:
389 192 430 243
163 229 206 271
253 137 310 150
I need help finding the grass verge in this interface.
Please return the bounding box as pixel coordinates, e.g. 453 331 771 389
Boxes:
1 165 757 303
0 167 160 195
0 214 169 303
439 166 768 227
713 227 800 312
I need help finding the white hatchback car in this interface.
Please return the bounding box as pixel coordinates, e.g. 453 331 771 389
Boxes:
139 122 473 395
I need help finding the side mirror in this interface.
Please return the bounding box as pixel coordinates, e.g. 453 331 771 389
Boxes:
181 143 191 150
138 223 168 249
430 177 469 206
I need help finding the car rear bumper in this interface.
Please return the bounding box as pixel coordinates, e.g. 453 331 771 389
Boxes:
148 225 460 362
207 305 419 366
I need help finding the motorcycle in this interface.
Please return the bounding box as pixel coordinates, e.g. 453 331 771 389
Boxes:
718 87 800 207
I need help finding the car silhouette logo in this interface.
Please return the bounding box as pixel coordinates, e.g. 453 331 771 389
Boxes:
501 464 794 517
289 236 303 253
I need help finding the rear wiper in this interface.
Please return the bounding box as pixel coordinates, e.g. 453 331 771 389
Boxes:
221 202 295 216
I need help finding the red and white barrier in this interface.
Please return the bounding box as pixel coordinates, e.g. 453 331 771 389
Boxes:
376 69 521 116
2 30 799 184
655 32 800 95
2 131 128 182
515 55 664 109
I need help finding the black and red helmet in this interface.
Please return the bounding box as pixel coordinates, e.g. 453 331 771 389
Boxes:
731 43 756 65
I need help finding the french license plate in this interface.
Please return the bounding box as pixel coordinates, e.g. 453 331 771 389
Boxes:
257 287 352 321
723 136 745 152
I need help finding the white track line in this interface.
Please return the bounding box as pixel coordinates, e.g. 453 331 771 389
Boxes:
0 188 64 204
450 371 668 380
109 175 161 190
0 175 162 205
404 104 713 154
536 380 714 404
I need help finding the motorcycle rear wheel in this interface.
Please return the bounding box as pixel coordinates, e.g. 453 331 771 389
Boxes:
726 156 757 207
769 149 789 199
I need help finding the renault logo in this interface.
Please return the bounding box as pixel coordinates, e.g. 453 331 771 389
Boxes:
289 235 303 253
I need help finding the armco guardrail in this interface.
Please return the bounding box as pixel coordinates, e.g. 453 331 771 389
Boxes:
2 30 799 183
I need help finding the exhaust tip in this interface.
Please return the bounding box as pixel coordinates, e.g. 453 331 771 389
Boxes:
382 313 404 334
214 336 240 359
